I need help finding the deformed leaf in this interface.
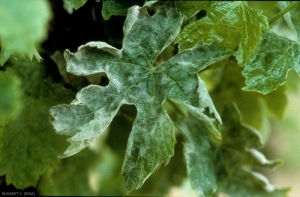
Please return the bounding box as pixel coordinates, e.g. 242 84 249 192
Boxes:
177 104 288 197
175 1 268 65
242 30 300 94
50 5 232 192
0 72 21 121
0 0 51 65
0 62 74 189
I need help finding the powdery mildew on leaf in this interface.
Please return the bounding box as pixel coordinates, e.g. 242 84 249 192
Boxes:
243 30 300 94
177 104 288 197
175 1 268 65
50 5 232 192
176 117 217 197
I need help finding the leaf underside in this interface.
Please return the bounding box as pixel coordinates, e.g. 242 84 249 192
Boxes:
243 30 300 94
175 1 268 65
50 5 232 192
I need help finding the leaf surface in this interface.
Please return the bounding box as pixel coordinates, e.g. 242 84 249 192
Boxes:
37 148 95 196
278 1 300 42
50 5 232 192
0 62 74 189
0 72 21 121
211 61 287 131
175 1 268 65
102 0 145 20
64 0 88 10
0 0 50 65
176 118 217 197
242 30 300 94
174 1 202 19
177 104 288 197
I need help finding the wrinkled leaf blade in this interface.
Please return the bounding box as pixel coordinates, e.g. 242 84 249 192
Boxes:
175 1 268 65
242 30 300 94
211 61 287 131
175 1 203 19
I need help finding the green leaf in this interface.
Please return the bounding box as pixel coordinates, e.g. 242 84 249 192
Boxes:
64 0 88 10
50 5 232 192
242 30 300 94
0 62 74 189
0 0 51 65
174 1 202 19
37 148 95 196
175 1 268 65
102 0 145 20
0 72 21 121
177 104 288 197
211 61 287 131
175 118 217 197
216 104 288 197
278 1 300 42
63 0 145 20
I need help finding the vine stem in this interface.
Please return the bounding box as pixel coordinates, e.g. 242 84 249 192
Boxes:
268 1 300 26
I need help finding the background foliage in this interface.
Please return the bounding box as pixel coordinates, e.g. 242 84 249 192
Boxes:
1 0 300 196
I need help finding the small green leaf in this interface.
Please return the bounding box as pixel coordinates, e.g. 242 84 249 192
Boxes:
0 0 51 65
175 1 268 65
176 117 217 197
0 62 74 189
50 5 232 192
242 30 300 94
102 0 145 20
0 72 21 121
64 0 88 10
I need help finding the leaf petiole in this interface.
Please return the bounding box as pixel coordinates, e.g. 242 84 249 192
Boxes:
268 1 300 26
